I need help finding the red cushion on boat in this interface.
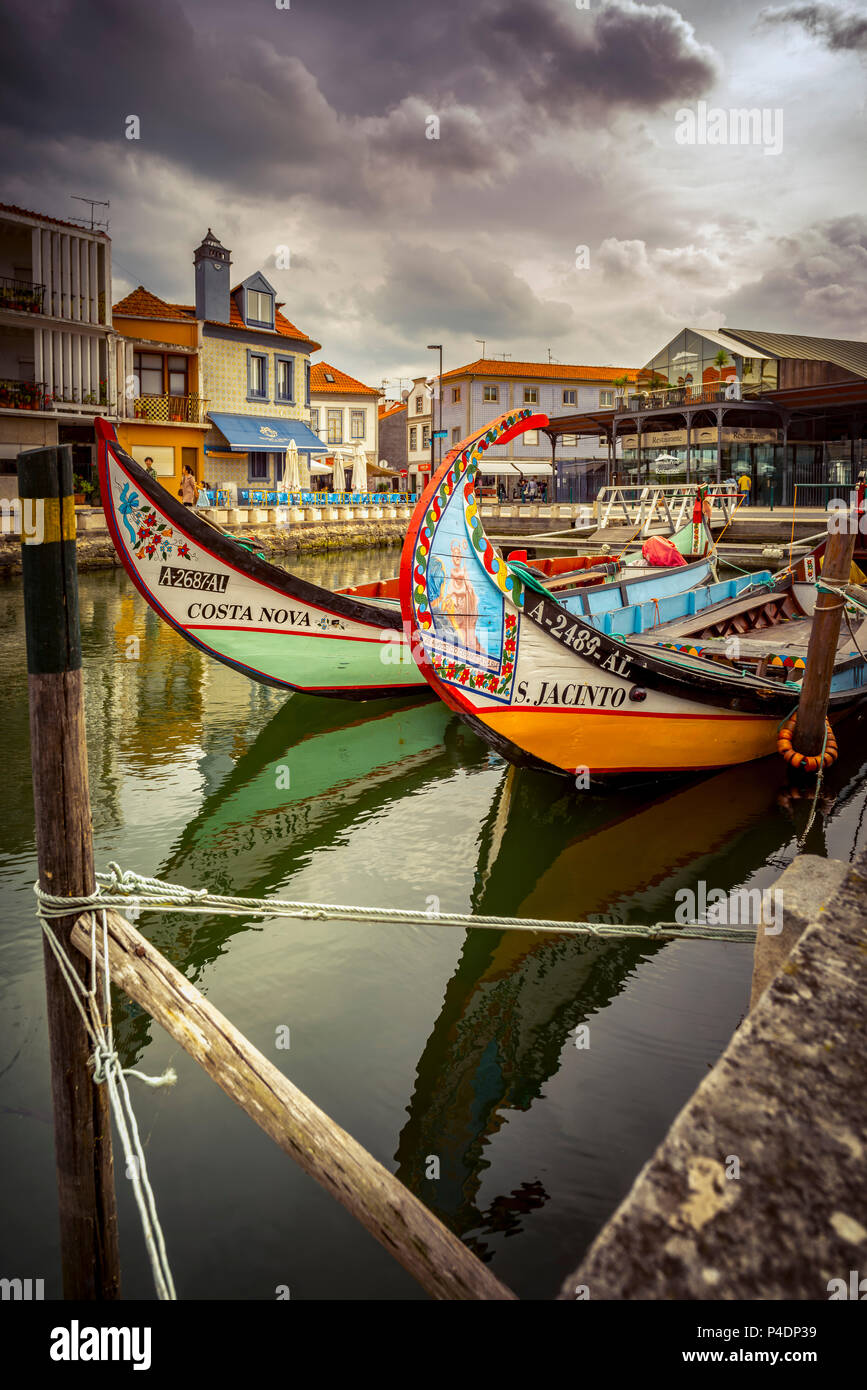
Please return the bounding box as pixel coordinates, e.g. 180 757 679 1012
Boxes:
641 535 686 567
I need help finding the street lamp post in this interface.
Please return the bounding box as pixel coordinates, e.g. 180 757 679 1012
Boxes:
428 343 443 476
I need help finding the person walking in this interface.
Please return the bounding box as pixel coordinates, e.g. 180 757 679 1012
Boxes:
178 464 198 508
737 472 752 507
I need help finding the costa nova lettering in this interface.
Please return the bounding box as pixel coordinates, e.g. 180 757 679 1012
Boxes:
50 1320 151 1371
515 679 627 708
186 603 312 626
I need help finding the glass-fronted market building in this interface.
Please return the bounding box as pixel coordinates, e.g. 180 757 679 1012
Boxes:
546 328 867 507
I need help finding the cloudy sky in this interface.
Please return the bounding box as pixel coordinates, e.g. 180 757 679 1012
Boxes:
2 0 865 385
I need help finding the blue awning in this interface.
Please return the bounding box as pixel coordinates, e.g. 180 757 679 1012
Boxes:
208 413 328 454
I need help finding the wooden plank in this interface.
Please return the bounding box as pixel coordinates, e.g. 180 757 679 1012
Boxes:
70 909 516 1302
19 444 120 1300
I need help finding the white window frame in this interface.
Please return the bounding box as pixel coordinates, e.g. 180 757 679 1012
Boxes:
523 387 539 405
350 410 366 440
327 408 343 444
483 384 499 402
246 289 274 327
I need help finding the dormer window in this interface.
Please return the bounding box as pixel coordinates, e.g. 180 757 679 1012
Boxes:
246 289 273 327
324 372 335 383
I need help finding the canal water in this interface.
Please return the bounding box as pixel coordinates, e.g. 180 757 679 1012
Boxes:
2 554 867 1300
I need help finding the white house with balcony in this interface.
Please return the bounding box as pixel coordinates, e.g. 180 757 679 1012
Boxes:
437 357 638 497
0 202 117 497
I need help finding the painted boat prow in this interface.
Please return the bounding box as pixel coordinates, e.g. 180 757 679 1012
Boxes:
96 418 424 698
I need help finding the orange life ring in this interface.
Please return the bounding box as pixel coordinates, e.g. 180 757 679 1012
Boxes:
777 715 837 773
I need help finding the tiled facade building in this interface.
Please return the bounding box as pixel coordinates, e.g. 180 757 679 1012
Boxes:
113 230 325 497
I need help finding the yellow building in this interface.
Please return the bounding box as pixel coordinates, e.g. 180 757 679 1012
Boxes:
112 287 209 499
113 231 325 496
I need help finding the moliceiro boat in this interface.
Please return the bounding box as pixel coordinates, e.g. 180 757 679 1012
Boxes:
97 418 424 698
399 409 867 777
97 417 711 700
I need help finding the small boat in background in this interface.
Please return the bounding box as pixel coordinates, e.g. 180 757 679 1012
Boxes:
400 408 867 778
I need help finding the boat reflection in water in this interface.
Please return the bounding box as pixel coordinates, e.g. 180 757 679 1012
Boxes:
110 662 867 1270
393 737 867 1261
112 690 485 1064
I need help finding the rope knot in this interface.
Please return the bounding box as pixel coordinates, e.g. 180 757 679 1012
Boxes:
105 861 139 893
90 1045 119 1084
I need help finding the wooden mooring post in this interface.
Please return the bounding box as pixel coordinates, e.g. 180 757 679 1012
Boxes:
70 908 516 1300
18 444 120 1299
792 515 858 756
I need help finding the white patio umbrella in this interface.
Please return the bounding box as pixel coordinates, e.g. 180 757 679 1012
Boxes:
331 452 346 491
352 442 368 492
286 440 301 490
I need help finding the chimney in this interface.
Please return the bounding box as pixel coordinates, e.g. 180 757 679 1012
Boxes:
193 229 231 323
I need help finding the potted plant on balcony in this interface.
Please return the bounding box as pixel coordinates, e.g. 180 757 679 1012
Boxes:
613 375 630 409
72 473 88 505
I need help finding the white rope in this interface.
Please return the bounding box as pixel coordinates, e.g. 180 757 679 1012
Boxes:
36 900 177 1301
34 862 757 945
815 580 867 615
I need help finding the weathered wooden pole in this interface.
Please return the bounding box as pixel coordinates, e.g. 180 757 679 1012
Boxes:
19 444 120 1299
71 907 517 1301
792 512 858 757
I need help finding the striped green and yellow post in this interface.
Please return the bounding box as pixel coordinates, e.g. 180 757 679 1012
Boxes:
18 444 120 1300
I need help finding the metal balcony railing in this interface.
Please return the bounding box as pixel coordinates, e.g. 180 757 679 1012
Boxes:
0 378 47 411
131 394 207 423
613 383 767 412
0 275 45 314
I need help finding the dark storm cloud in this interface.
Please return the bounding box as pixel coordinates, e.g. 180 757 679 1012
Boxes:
0 0 719 204
721 216 867 331
358 241 576 342
758 3 867 51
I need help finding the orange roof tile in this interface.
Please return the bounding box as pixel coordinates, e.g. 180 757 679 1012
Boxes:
113 286 188 321
310 362 379 395
112 285 321 349
441 358 639 383
379 401 406 419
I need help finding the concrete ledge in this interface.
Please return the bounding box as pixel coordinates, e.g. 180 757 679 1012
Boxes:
559 850 867 1301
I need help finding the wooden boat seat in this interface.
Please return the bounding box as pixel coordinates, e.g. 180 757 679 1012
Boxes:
648 588 799 641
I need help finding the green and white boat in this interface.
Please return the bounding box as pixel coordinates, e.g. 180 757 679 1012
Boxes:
98 419 423 698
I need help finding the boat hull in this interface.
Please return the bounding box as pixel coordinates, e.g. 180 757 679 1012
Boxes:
399 408 867 777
